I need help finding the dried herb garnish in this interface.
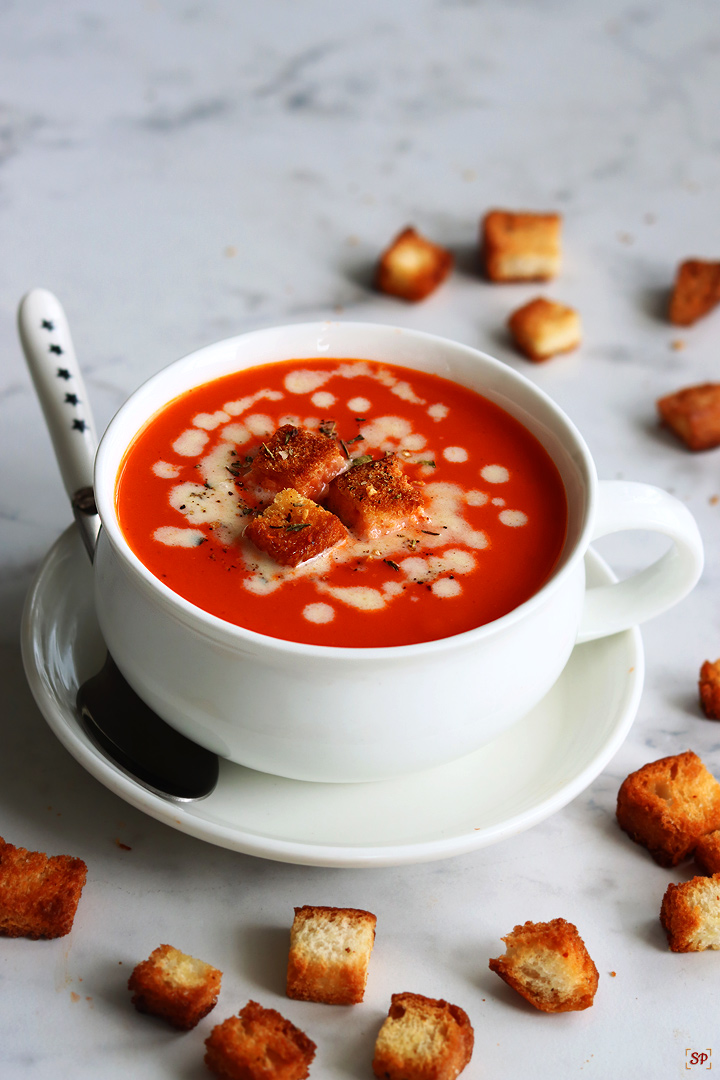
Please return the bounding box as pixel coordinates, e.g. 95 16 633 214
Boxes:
349 454 373 468
285 522 310 532
422 530 441 535
346 434 365 444
319 419 337 438
226 456 250 476
418 459 436 468
260 442 275 459
384 559 400 571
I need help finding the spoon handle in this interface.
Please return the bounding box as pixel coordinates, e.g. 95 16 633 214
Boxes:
18 288 100 559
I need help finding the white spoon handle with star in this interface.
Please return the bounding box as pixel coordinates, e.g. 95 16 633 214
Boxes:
18 288 101 559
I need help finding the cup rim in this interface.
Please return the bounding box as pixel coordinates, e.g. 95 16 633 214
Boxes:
94 320 597 658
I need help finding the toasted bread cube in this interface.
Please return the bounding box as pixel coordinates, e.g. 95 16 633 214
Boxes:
669 259 720 326
325 455 427 540
0 836 87 940
249 425 346 500
372 992 474 1080
375 227 453 302
657 383 720 451
616 751 720 866
128 944 221 1030
508 296 581 362
489 919 598 1013
205 1000 316 1080
661 874 720 951
481 209 562 282
286 905 377 1005
245 488 348 567
695 831 720 875
700 659 720 719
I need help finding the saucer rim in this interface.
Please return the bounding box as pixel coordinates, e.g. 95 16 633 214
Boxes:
21 527 644 867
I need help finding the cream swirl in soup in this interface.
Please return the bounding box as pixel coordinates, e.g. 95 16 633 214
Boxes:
115 358 567 647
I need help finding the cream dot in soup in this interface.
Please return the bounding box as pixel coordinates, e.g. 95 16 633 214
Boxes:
311 391 336 409
284 369 331 394
317 583 387 611
303 602 335 624
399 433 427 452
392 380 426 404
193 410 231 430
348 396 371 412
443 446 468 463
466 490 488 506
431 578 462 598
400 549 476 584
481 464 509 483
492 497 505 506
220 422 251 444
375 368 397 388
427 403 449 421
359 415 413 449
383 581 404 598
172 429 209 457
154 525 206 547
499 509 529 527
152 460 181 479
223 389 284 416
244 413 275 436
423 483 489 550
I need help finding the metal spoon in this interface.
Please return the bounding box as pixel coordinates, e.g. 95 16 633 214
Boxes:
18 288 219 801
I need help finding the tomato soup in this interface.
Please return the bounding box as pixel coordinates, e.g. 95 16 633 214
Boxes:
115 358 568 647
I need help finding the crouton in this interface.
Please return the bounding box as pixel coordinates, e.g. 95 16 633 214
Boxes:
286 905 377 1006
668 259 720 326
508 296 581 362
249 425 346 501
616 751 720 866
700 659 720 719
128 944 222 1030
481 209 562 282
488 919 598 1013
205 1000 316 1080
325 455 427 540
245 488 348 567
0 836 87 939
657 383 720 451
372 992 474 1080
376 227 453 302
695 831 720 875
660 873 720 951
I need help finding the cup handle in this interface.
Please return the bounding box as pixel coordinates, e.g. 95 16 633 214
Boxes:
576 480 704 644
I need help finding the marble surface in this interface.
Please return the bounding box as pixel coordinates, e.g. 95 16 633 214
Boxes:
2 1 720 1076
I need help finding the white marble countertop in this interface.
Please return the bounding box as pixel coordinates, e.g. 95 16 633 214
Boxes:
2 2 720 1076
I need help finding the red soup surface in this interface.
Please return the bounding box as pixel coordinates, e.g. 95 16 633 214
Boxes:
116 358 568 647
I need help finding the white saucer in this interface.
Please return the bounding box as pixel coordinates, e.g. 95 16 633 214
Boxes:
21 527 643 868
